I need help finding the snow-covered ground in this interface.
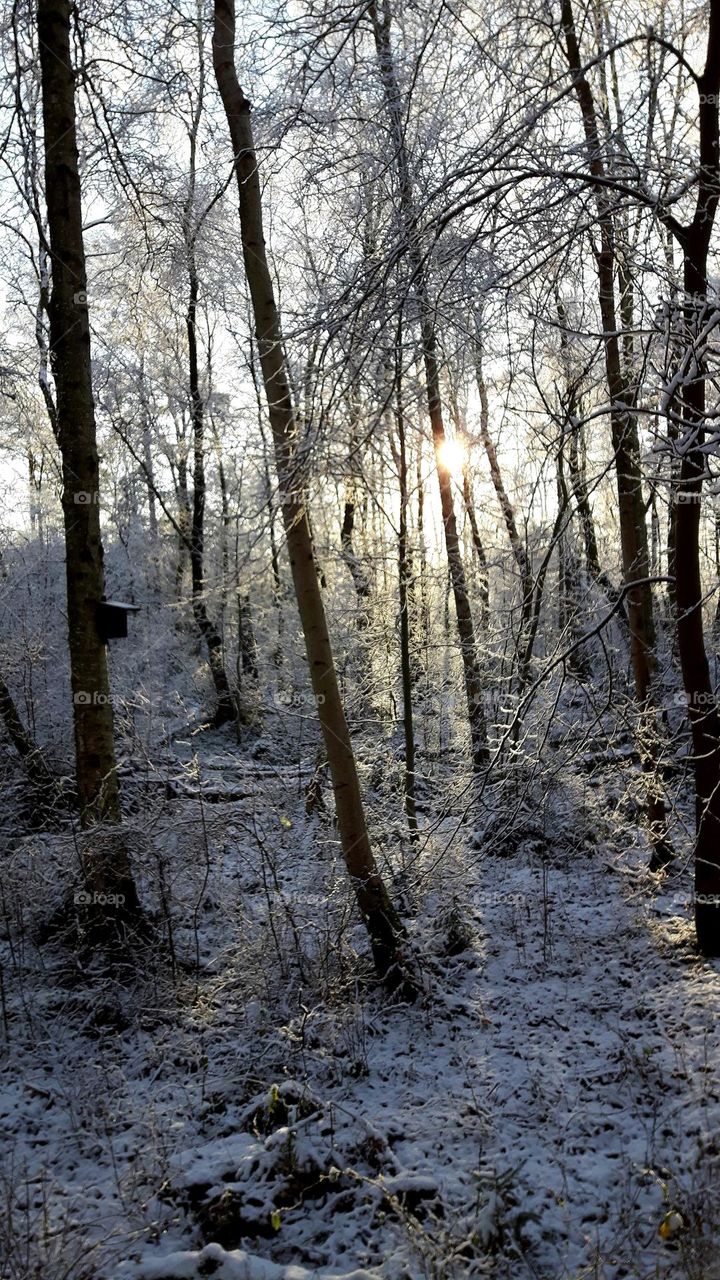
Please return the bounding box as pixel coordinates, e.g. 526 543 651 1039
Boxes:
1 744 719 1279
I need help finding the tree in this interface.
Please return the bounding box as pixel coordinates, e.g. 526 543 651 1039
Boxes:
661 0 720 953
37 0 140 912
368 0 489 771
211 0 409 987
181 12 235 725
560 0 670 864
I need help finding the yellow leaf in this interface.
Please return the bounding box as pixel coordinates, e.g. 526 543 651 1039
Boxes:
659 1211 684 1239
279 814 292 829
271 1210 281 1231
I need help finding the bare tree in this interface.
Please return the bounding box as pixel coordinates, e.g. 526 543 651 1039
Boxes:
368 0 488 770
211 0 410 987
560 0 669 864
660 0 720 953
37 0 140 909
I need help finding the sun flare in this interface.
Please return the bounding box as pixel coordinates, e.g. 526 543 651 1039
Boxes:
437 437 467 477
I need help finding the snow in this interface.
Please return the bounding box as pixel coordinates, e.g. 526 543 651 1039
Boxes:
129 1242 376 1279
2 746 720 1278
170 1133 263 1191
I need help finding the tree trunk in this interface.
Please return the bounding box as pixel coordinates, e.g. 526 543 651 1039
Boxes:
556 437 590 678
186 266 235 725
237 592 258 681
666 0 720 952
473 324 534 657
561 0 669 861
566 410 628 615
250 350 285 666
174 437 191 596
341 496 372 628
211 0 409 987
370 0 488 770
27 450 44 540
461 468 490 631
38 0 118 824
138 357 159 542
395 365 419 841
181 48 235 727
415 446 430 677
448 383 490 629
0 671 56 802
37 0 140 916
210 415 231 609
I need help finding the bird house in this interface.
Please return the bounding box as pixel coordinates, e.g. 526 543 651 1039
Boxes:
96 599 141 643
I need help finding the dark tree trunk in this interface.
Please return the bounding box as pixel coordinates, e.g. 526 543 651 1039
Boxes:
237 592 258 681
174 443 191 597
666 0 720 952
415 447 430 675
182 48 235 726
38 0 117 822
561 0 668 861
210 418 231 608
395 364 419 841
0 671 56 803
341 497 372 628
461 468 490 631
212 0 409 988
556 438 590 678
37 0 140 914
185 267 235 725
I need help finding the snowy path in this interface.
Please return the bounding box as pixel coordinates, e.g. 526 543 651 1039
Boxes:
462 855 720 1276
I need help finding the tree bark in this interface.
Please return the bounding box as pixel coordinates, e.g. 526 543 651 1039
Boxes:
561 0 668 860
250 347 285 665
395 363 419 841
461 468 490 631
38 0 119 824
665 0 720 952
473 325 534 653
37 0 140 916
341 496 372 628
181 43 236 726
211 0 409 986
237 592 258 682
556 300 627 621
138 358 159 542
186 265 235 725
0 671 56 802
448 384 490 629
369 0 488 770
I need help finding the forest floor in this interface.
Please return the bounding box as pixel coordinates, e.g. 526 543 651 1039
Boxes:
2 735 720 1279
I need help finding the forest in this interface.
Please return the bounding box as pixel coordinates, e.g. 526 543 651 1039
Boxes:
1 0 720 1275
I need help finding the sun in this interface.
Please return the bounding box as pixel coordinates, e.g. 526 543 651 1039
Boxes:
437 437 467 477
